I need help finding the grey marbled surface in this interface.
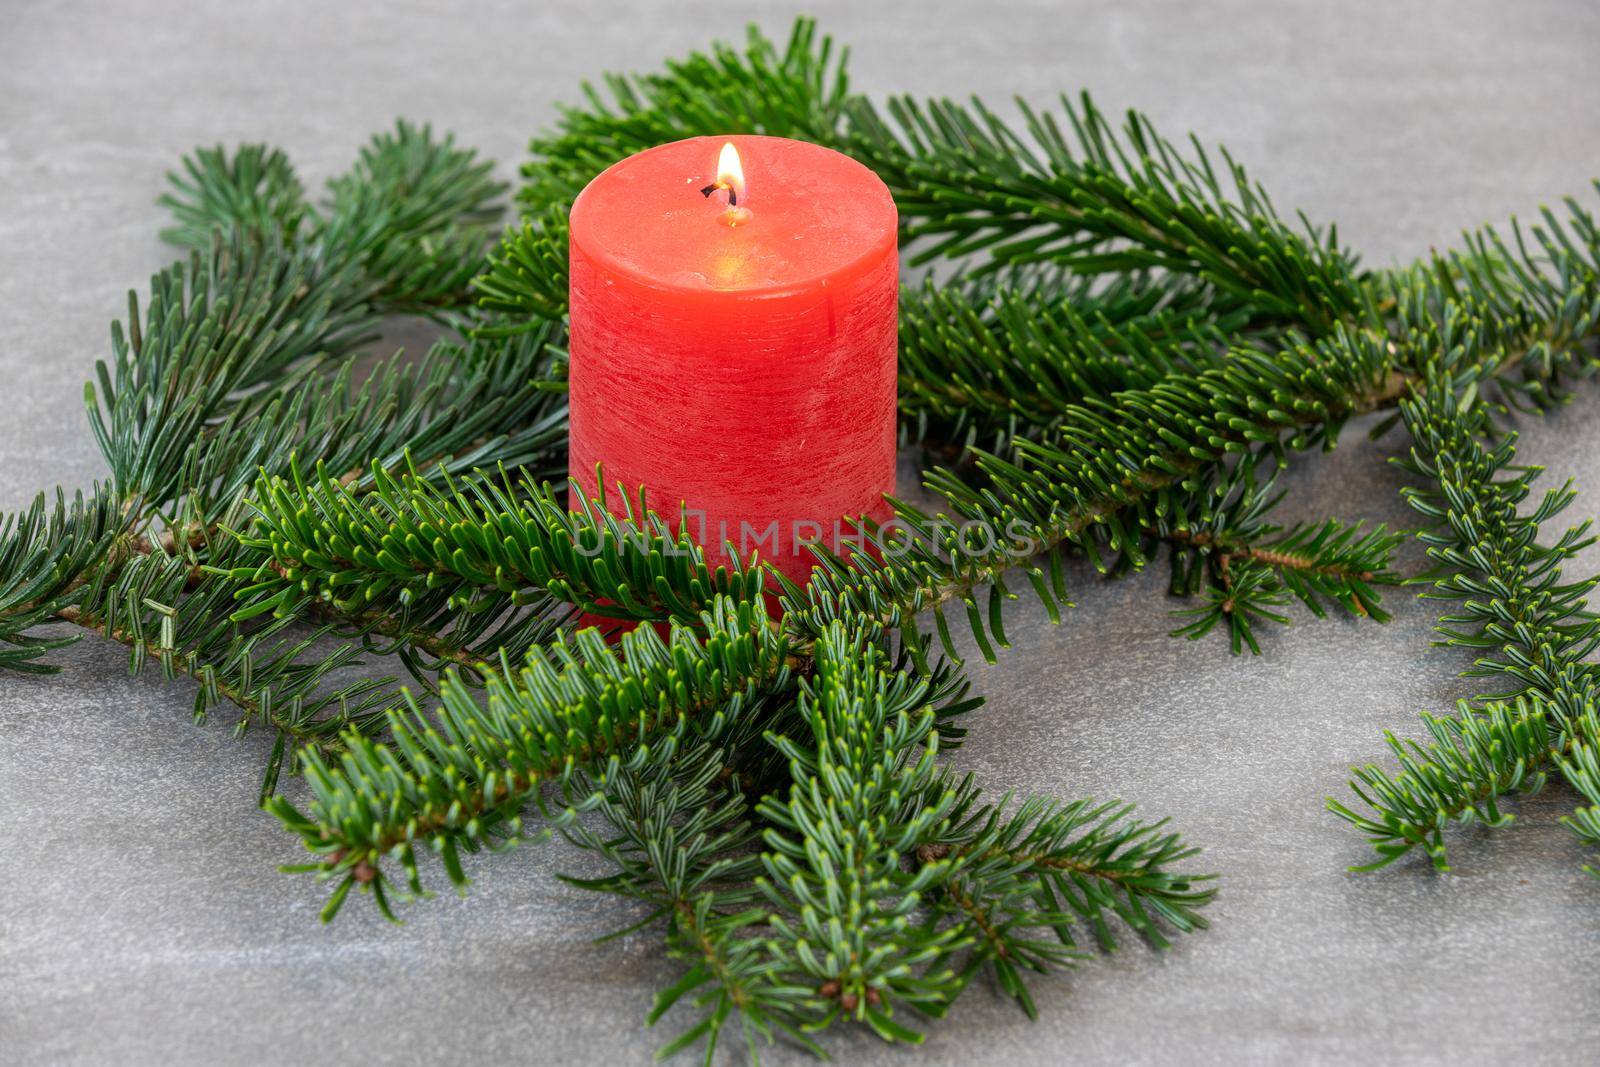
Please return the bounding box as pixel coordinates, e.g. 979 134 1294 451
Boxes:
3 1 1600 1064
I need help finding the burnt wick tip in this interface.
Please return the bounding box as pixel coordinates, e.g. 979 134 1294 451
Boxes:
700 183 738 208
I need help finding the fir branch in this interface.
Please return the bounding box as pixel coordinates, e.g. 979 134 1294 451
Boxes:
1327 192 1600 869
473 204 572 332
1385 189 1600 402
160 122 506 318
755 618 970 1040
60 228 561 710
138 127 519 505
308 321 569 493
898 271 1248 451
913 785 1214 1016
87 232 377 515
268 596 793 919
60 534 399 797
20 124 523 774
1557 716 1600 873
1334 699 1560 871
945 794 1214 954
159 143 308 249
782 324 1403 665
92 318 571 693
1152 459 1403 654
175 320 568 533
846 92 1364 331
230 459 765 644
0 487 126 673
1330 367 1600 870
556 716 818 1061
649 894 822 1063
321 120 506 314
749 621 1212 1038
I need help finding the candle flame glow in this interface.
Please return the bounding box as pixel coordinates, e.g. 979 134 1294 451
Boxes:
716 142 745 203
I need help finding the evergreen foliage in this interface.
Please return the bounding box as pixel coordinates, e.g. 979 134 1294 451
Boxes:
780 325 1406 665
1330 365 1600 869
896 270 1248 450
161 120 506 314
8 14 1600 1064
2 120 547 795
1325 179 1600 871
236 459 764 634
0 487 123 672
270 595 794 920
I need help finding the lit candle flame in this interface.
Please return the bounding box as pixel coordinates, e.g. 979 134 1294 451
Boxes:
697 142 751 226
716 141 745 204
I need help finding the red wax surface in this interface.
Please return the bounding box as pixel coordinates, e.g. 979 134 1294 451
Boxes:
568 135 898 588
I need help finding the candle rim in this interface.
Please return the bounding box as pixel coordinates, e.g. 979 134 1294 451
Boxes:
569 134 898 301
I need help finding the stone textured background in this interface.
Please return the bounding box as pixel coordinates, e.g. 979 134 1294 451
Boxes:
3 1 1599 1063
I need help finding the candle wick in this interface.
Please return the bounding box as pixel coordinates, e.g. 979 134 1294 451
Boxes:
700 182 738 208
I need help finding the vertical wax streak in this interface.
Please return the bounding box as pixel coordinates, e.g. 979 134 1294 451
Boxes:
567 135 898 591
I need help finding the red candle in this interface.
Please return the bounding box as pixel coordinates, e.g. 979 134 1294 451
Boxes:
567 135 898 589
